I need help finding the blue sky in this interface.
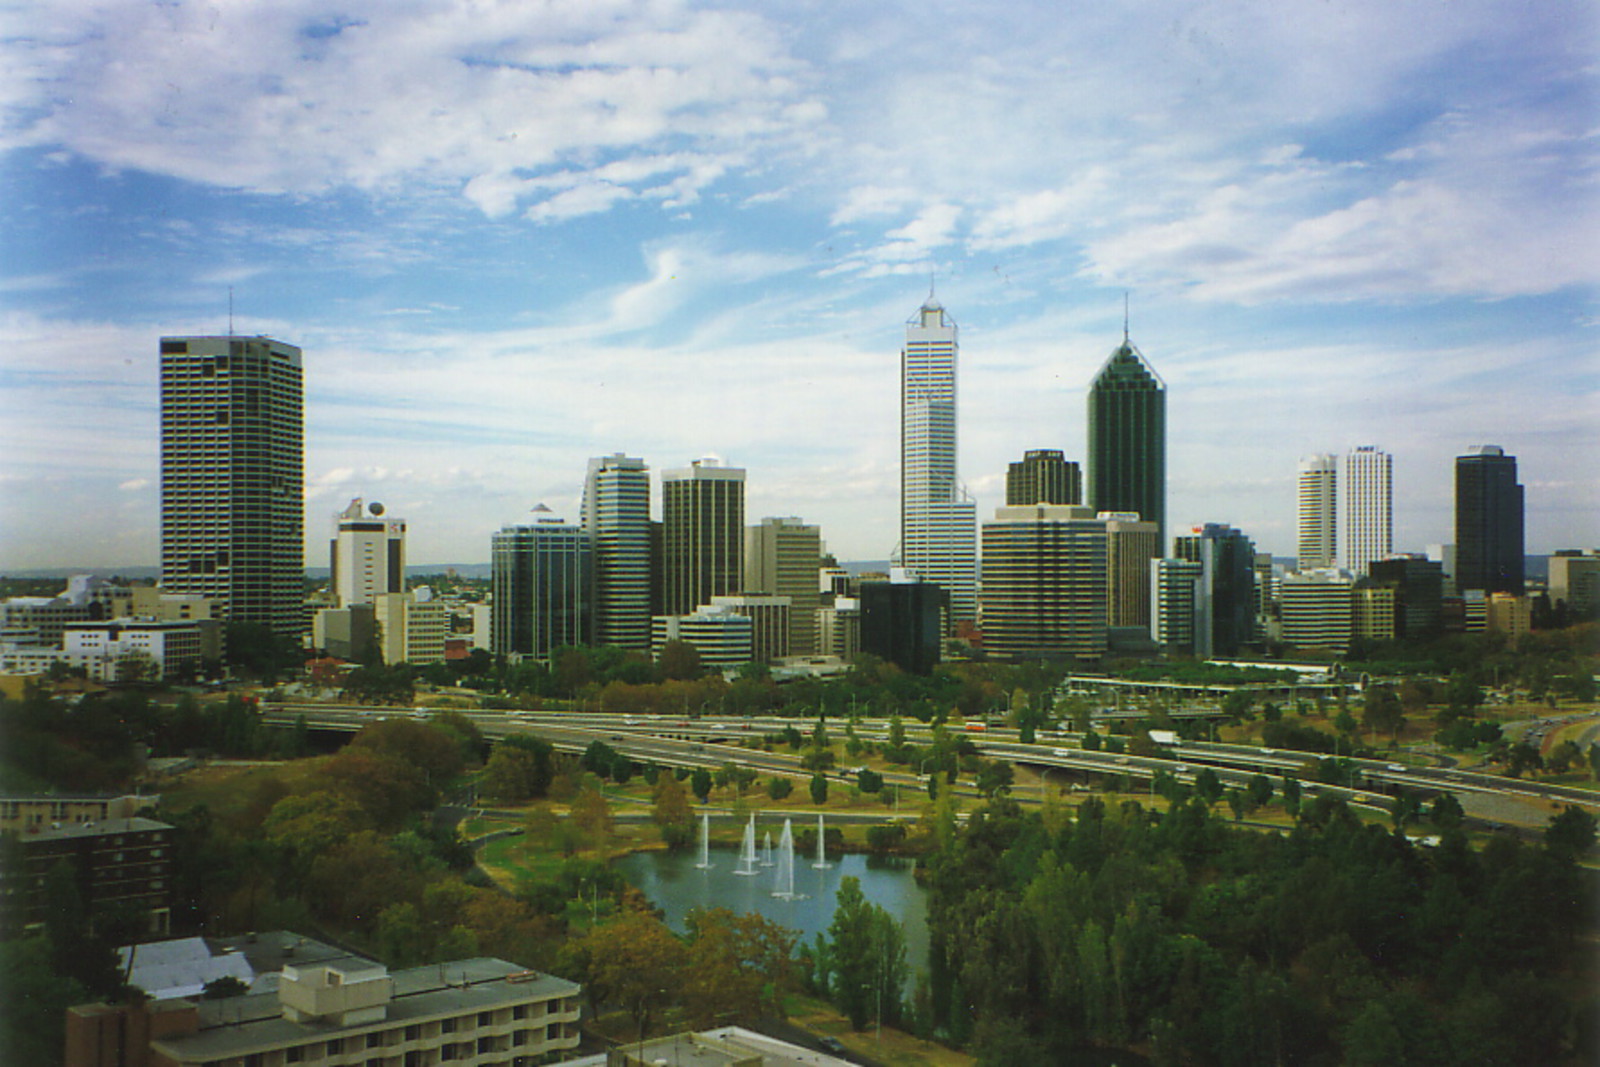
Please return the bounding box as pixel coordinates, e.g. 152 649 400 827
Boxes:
1 0 1595 569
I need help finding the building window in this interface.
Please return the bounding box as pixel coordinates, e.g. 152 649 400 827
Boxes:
326 1039 343 1054
513 1030 528 1046
287 1048 304 1063
440 1043 458 1061
512 1004 528 1020
440 1018 456 1034
477 1037 493 1054
404 1025 420 1041
367 1032 384 1048
477 1012 491 1027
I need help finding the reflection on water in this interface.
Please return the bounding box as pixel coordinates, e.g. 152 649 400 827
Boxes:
613 847 930 986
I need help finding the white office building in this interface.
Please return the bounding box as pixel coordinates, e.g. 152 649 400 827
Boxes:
900 296 977 632
1297 454 1338 571
1342 446 1393 578
330 498 406 608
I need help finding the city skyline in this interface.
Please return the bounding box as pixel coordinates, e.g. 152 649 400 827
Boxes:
1 2 1595 570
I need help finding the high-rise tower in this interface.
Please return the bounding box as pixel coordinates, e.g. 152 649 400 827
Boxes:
160 335 303 636
1296 455 1338 571
661 458 745 617
492 507 593 659
1087 326 1165 546
900 296 977 631
582 453 653 650
1455 445 1524 594
1342 445 1392 577
330 498 405 608
745 516 822 657
1006 448 1082 506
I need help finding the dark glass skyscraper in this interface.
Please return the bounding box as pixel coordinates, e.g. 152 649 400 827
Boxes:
1455 445 1524 594
1087 334 1165 545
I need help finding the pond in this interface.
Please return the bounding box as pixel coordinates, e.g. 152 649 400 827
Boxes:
613 841 931 989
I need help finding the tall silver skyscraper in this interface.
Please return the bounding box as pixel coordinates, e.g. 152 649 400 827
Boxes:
1342 445 1393 577
582 453 653 650
900 296 976 631
1296 454 1338 571
160 335 303 635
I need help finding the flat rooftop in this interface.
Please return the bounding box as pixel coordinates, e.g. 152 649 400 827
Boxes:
155 958 579 1061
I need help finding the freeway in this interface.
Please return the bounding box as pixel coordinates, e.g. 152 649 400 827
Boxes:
263 703 1600 829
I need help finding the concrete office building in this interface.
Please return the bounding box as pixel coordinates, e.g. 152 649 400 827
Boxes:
817 597 861 660
979 505 1108 660
900 296 978 632
1342 446 1393 577
1150 558 1205 655
1279 570 1355 653
709 593 792 663
159 336 303 636
1087 325 1166 546
1296 454 1338 571
661 458 745 618
1006 448 1082 506
329 498 405 608
1103 512 1161 629
491 509 594 660
652 603 754 670
582 453 653 650
1455 445 1525 594
1354 585 1397 644
63 619 219 682
1548 550 1600 617
1174 523 1258 656
745 517 822 657
373 591 448 666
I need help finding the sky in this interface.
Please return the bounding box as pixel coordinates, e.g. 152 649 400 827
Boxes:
1 0 1596 570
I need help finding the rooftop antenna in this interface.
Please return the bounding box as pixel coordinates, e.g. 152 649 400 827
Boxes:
228 286 235 336
1123 291 1130 345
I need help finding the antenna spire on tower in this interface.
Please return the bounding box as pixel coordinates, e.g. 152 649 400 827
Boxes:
1123 291 1130 345
228 287 234 335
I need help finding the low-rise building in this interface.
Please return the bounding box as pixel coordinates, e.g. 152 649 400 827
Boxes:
652 604 755 670
67 956 582 1067
0 793 149 833
1 817 173 938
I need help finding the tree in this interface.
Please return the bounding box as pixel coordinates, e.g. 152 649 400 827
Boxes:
825 876 907 1030
1544 805 1596 859
690 768 713 803
1193 767 1224 806
566 910 687 1039
1362 686 1405 744
480 741 551 802
810 773 829 805
856 768 884 794
571 783 614 852
658 640 703 682
1429 792 1465 831
1280 775 1302 816
974 759 1014 798
1246 773 1273 808
766 776 794 800
652 770 695 849
1082 729 1102 752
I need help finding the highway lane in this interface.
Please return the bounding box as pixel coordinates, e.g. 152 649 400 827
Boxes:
265 703 1600 825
